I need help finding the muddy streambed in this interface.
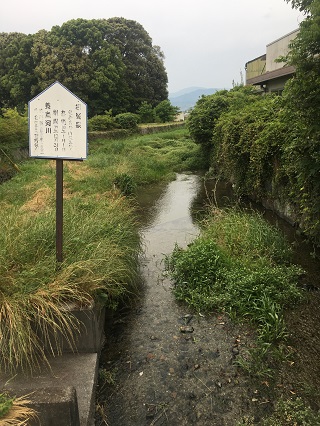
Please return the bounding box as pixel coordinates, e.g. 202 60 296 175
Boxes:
96 173 320 425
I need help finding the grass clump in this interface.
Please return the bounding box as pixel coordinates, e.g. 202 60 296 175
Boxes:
0 194 140 372
262 397 320 425
240 398 320 425
166 207 303 377
0 392 37 425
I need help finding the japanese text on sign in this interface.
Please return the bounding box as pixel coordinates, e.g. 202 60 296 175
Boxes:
29 82 87 160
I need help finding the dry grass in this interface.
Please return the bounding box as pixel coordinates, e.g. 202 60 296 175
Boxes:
0 394 38 426
19 186 53 213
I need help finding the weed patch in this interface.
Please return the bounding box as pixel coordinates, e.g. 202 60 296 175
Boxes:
166 208 303 378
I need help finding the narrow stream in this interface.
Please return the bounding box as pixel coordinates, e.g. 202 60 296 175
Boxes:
97 173 320 425
98 174 252 426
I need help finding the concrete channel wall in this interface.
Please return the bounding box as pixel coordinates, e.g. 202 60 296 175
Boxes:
0 304 106 425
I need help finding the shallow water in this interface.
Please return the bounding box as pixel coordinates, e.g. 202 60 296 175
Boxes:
97 173 320 425
97 174 251 425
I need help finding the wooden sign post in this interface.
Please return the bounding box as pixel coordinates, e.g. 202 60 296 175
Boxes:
28 81 87 263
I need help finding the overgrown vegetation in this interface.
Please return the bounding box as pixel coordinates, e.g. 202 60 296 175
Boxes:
166 207 303 376
186 0 320 245
187 87 319 244
240 397 320 425
88 100 180 132
0 127 204 372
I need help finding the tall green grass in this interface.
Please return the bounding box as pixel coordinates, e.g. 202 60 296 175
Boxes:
166 207 303 377
87 128 205 190
0 127 203 372
0 195 140 372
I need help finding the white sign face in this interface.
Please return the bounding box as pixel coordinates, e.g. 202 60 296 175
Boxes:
29 81 87 160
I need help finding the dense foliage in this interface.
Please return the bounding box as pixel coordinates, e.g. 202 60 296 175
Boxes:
212 94 286 196
153 100 180 123
88 99 179 131
186 1 320 243
286 0 314 12
0 108 28 150
187 86 260 145
166 209 301 317
282 0 320 240
0 18 168 116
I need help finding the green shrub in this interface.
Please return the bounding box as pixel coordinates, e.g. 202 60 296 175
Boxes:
88 110 117 131
138 101 155 123
0 108 28 150
187 86 260 146
114 113 139 129
154 100 179 123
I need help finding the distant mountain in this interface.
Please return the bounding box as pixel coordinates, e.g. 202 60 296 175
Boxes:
169 87 222 111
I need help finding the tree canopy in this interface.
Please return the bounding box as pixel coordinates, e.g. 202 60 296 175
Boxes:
286 0 314 12
0 18 168 116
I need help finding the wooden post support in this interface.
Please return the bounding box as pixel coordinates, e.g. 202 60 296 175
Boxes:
56 159 63 263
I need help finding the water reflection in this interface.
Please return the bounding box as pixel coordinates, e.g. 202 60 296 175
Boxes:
138 174 201 254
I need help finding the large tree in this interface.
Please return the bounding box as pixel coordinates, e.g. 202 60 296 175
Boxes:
0 18 168 116
0 32 36 111
31 21 126 116
102 18 168 112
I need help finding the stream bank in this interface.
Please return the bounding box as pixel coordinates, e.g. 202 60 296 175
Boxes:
96 174 257 425
96 173 320 425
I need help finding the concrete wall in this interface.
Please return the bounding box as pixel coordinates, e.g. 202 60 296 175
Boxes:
245 55 266 80
266 29 299 71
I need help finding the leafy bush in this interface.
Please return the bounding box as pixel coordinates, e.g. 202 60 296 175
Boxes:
0 108 28 150
187 91 230 145
154 100 179 123
88 110 117 131
114 112 139 129
187 86 260 146
138 101 155 123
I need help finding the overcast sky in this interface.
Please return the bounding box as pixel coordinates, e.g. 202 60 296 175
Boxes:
1 0 303 94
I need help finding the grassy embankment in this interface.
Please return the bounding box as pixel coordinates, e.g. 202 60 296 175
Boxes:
0 127 204 373
165 206 320 424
